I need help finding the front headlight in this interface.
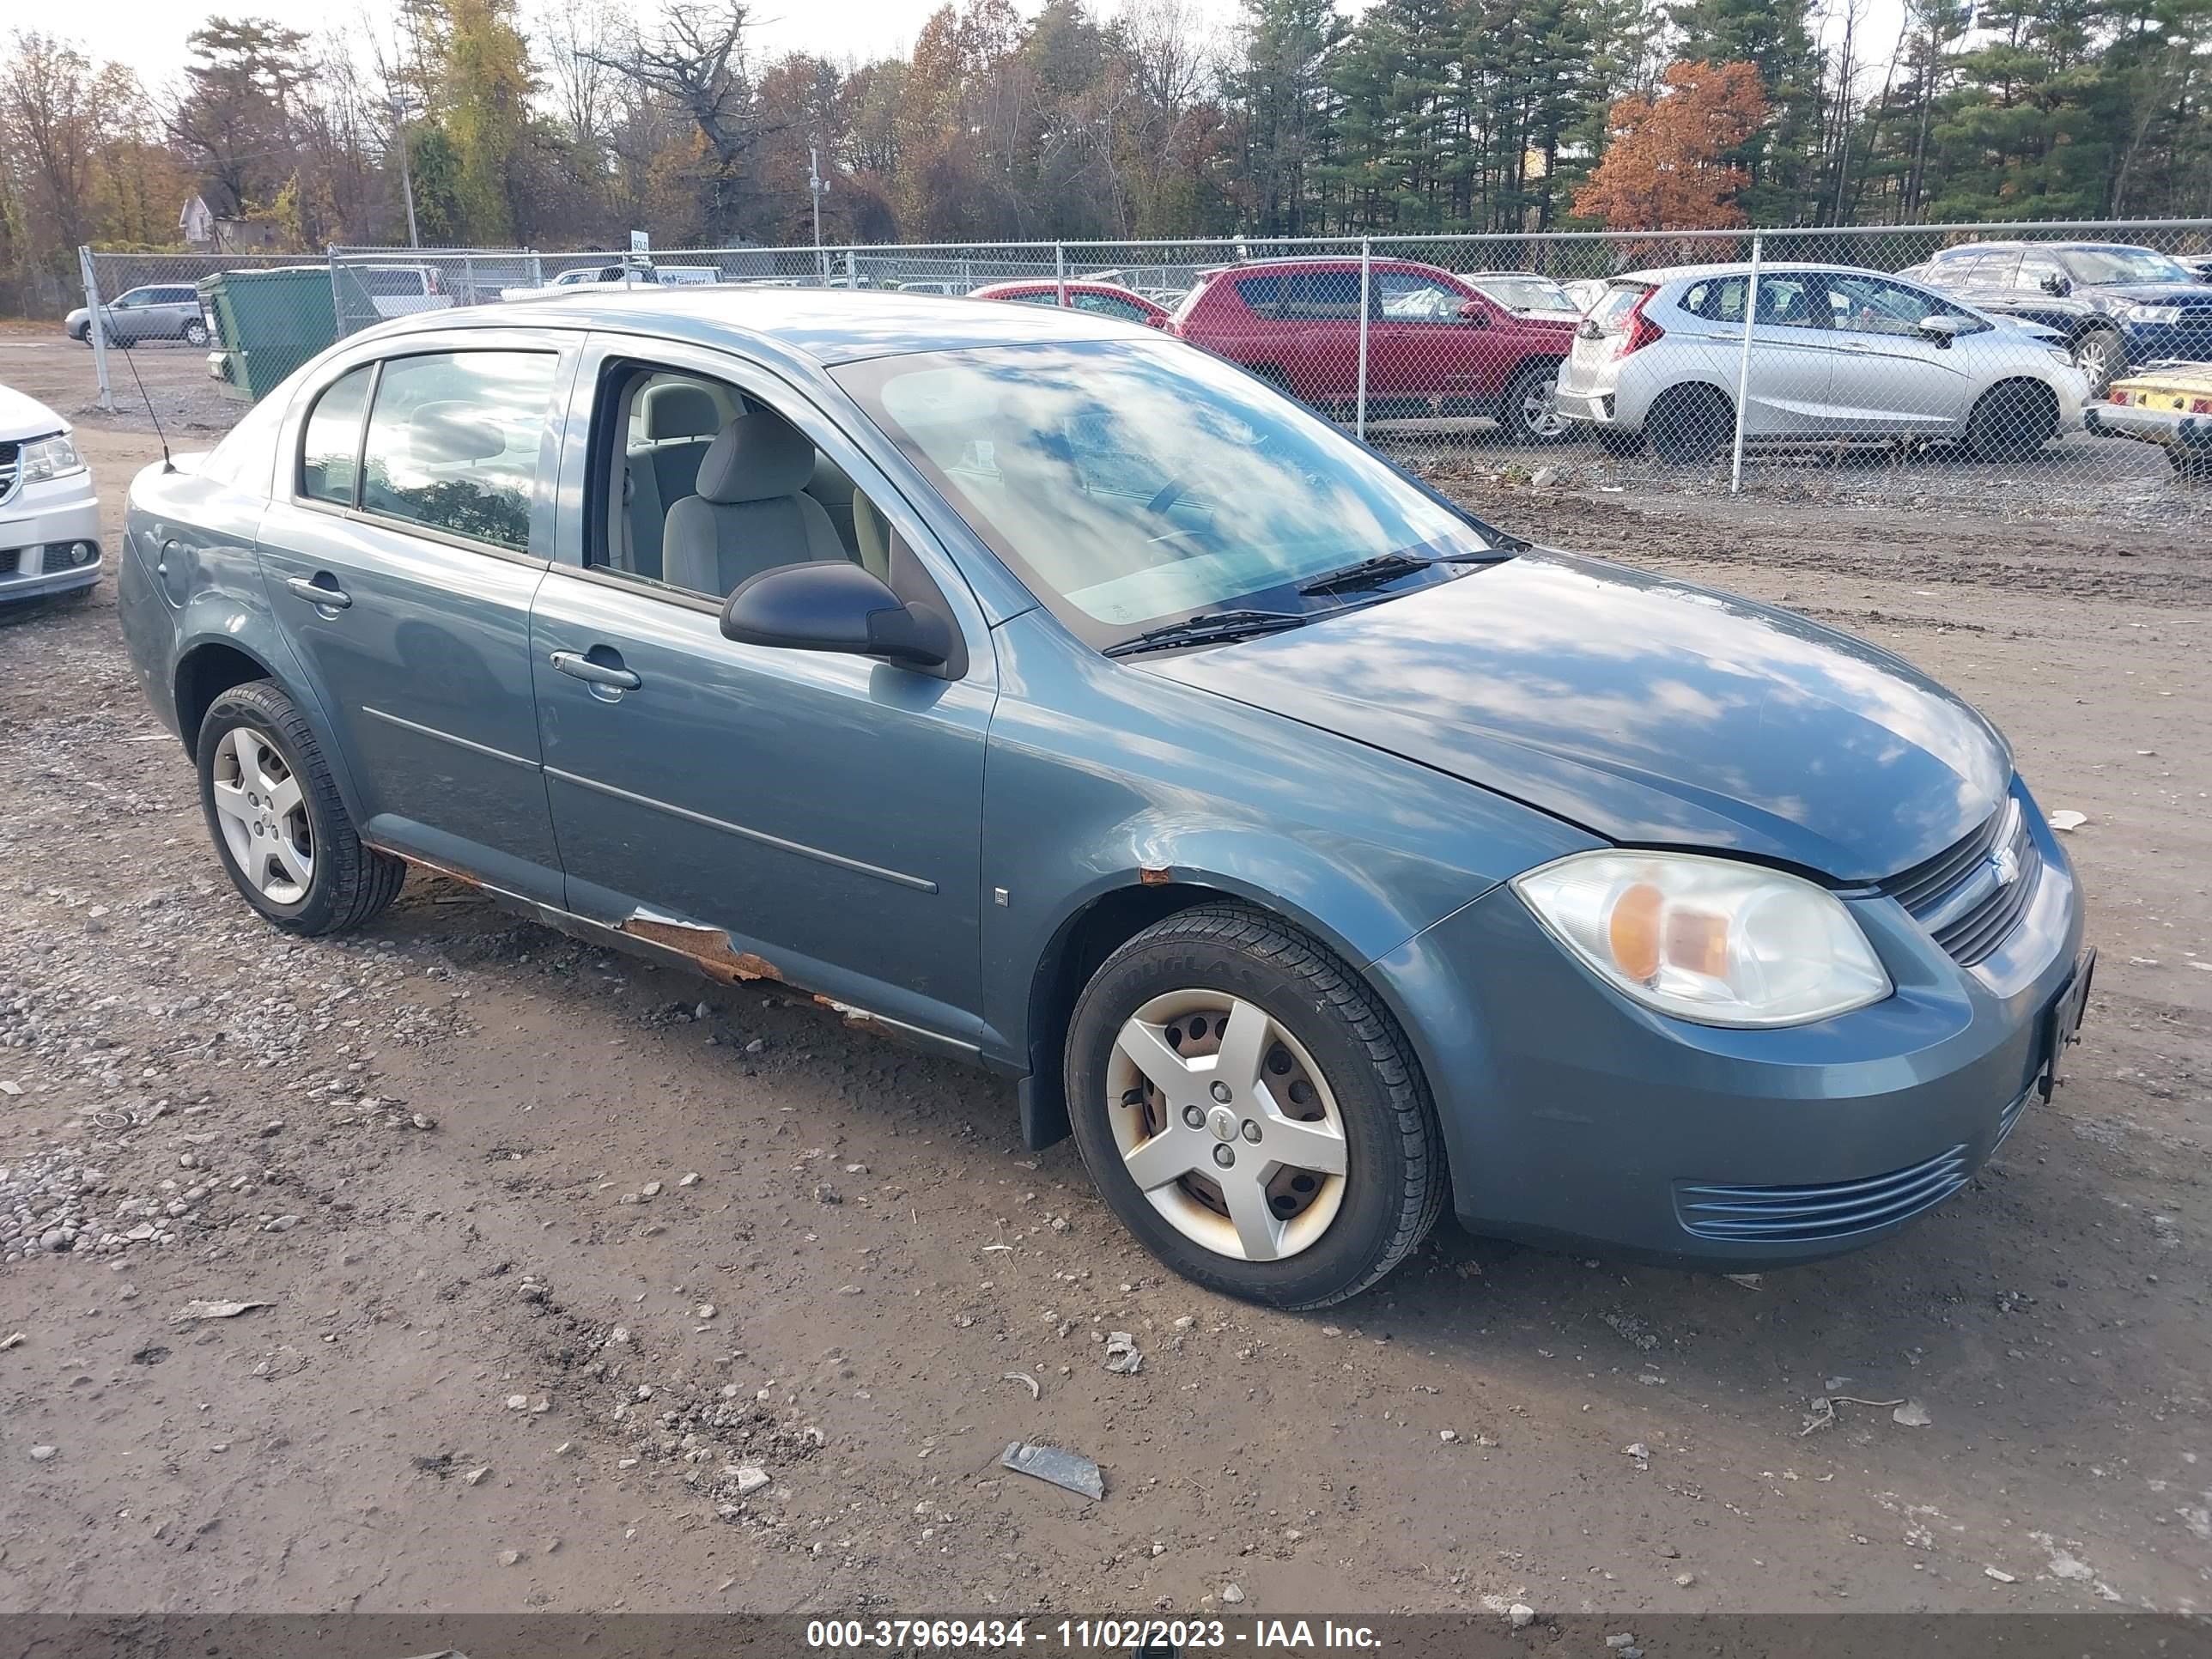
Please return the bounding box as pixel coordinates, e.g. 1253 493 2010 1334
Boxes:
1512 851 1892 1028
2124 305 2182 324
19 434 85 484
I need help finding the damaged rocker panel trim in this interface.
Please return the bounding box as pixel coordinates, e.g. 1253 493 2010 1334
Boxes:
542 766 937 893
369 849 978 1056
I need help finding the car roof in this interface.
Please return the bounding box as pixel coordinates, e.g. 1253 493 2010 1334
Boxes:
1932 240 2160 256
369 285 1158 365
1620 261 1931 284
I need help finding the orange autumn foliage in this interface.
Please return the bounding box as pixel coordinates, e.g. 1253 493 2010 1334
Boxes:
1572 60 1770 231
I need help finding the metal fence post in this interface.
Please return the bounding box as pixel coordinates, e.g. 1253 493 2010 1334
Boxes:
1730 234 1761 495
1356 240 1371 441
77 247 115 414
847 248 858 290
329 245 345 338
1056 243 1066 307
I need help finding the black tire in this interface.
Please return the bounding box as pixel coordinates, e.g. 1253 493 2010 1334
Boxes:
1504 360 1573 446
2171 447 2212 482
196 679 405 936
1965 380 2058 462
182 319 210 347
2070 327 2126 397
1063 903 1446 1310
1646 383 1733 465
1596 426 1645 458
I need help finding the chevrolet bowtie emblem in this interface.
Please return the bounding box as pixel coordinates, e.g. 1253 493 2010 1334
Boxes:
1990 843 2021 886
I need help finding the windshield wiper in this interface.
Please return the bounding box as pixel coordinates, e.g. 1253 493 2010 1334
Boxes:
1102 609 1310 659
1296 550 1435 595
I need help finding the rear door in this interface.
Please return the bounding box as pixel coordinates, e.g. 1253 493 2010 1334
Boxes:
254 330 579 902
1671 270 1836 436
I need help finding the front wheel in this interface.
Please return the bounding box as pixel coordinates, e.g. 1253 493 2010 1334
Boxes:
1965 381 2058 462
1504 361 1572 445
2070 328 2125 396
1064 905 1445 1309
197 680 405 936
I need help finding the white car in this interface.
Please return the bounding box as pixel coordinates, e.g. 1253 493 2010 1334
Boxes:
0 385 100 604
1554 262 2091 463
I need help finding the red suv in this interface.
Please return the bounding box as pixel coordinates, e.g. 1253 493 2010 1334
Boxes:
1170 258 1577 443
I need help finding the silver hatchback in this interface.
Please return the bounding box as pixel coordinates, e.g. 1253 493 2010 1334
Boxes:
1554 262 2090 464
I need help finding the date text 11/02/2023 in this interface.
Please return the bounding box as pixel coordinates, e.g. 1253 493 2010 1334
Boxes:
804 1618 1384 1650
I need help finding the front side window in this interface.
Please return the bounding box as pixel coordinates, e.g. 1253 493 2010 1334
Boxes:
360 351 556 552
1823 273 1978 337
299 364 373 506
1375 270 1466 323
1006 289 1059 307
2017 250 2069 292
2060 246 2193 286
836 338 1499 650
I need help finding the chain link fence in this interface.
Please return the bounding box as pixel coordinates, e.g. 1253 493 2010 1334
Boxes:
80 222 2212 514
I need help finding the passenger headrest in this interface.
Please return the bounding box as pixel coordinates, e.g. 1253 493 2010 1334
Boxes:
696 411 815 504
642 383 721 441
807 452 856 506
410 399 504 463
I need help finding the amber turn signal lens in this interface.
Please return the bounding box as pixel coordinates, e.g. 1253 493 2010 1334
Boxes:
1608 882 1663 981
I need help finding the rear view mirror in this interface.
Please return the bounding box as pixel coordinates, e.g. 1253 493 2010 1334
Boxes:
720 560 954 671
1458 301 1490 327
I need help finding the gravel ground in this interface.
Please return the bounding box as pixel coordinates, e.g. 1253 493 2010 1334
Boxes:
1 343 2208 1619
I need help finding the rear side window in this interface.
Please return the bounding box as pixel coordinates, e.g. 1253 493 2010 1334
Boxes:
1284 271 1365 319
1233 274 1284 316
359 268 428 297
299 365 373 506
1006 289 1058 307
360 351 558 553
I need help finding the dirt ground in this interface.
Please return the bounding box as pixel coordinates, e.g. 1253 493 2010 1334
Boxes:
2 334 2208 1621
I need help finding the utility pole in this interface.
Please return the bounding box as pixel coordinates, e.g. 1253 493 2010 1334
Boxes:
809 145 830 283
391 95 422 249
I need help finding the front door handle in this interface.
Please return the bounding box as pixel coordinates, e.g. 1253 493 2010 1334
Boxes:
550 650 641 692
286 574 351 611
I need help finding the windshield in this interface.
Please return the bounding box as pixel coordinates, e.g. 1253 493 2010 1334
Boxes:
835 339 1500 650
2061 246 2193 286
1473 275 1580 314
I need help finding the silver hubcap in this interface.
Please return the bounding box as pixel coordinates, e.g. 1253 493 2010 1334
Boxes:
1522 380 1565 437
2075 336 2117 380
210 726 313 902
1107 991 1348 1262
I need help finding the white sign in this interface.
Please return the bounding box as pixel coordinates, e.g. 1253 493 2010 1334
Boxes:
630 230 649 253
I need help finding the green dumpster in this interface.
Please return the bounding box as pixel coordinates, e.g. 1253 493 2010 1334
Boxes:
198 267 337 403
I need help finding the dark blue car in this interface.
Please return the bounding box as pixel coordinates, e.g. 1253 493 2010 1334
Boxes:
1903 240 2212 393
112 290 2093 1308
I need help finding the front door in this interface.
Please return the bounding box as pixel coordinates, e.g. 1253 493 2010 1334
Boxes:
254 337 576 902
530 339 995 1042
1815 271 1978 436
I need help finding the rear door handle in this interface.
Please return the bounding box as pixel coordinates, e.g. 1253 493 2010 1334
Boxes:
550 650 641 692
286 574 351 611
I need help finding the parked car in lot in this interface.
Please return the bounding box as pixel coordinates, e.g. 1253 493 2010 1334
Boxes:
115 290 2091 1306
2178 253 2212 283
0 384 100 603
1554 263 2090 463
501 260 665 302
1899 240 2212 393
1463 272 1584 319
1172 257 1579 443
65 283 210 348
2086 360 2212 477
1560 277 1612 315
969 279 1170 326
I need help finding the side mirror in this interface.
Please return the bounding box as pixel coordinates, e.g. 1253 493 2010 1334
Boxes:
720 560 953 671
2039 272 2071 297
1458 301 1490 327
1917 314 1966 347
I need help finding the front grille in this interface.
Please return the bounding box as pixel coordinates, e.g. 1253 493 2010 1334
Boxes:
1883 797 2040 967
0 440 18 508
1675 1144 1972 1242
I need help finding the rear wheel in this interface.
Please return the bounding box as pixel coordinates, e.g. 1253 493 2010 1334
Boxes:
1646 383 1733 465
1965 380 2058 462
182 319 210 347
196 680 405 936
1065 904 1445 1309
1504 361 1572 445
2070 327 2126 396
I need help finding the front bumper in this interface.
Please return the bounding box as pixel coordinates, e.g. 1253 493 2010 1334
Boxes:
2086 400 2212 458
1372 791 2086 1268
1 478 102 601
2117 319 2212 367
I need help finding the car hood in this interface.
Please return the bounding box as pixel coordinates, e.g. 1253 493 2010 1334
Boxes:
1146 554 2010 884
2087 281 2210 306
0 384 69 442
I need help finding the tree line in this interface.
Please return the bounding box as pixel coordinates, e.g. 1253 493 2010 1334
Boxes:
3 0 2208 312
